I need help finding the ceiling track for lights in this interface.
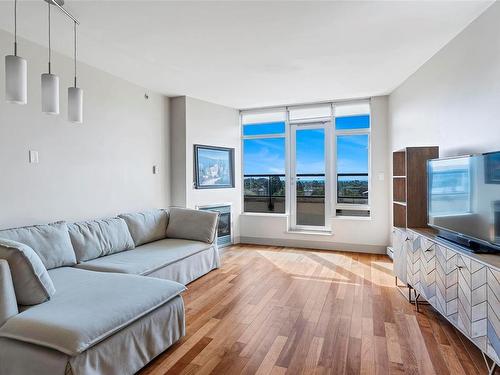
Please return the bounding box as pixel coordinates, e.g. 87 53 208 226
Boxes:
44 0 80 25
42 0 83 123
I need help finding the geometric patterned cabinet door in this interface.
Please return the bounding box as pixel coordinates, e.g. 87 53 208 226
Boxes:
406 231 419 289
392 228 407 284
456 254 488 352
405 229 500 367
487 268 500 364
406 233 436 304
419 237 436 305
434 244 459 325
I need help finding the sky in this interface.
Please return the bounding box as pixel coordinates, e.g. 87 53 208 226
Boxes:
243 116 369 176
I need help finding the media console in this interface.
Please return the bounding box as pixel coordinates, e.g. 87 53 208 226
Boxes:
392 226 500 372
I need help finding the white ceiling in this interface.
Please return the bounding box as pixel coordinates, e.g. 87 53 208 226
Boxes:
0 1 493 109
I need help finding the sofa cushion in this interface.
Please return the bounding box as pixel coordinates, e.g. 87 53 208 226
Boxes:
0 239 55 306
68 218 135 263
0 260 19 326
118 210 169 246
0 222 76 270
166 208 219 244
74 238 210 276
0 267 186 356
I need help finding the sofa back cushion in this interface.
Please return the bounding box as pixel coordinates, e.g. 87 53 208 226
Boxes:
0 239 56 305
0 222 76 270
166 208 219 244
0 259 19 326
68 218 135 263
119 210 169 246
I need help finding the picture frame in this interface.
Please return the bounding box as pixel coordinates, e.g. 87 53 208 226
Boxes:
194 144 235 189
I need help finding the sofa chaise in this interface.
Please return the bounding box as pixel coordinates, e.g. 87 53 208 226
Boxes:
0 207 220 375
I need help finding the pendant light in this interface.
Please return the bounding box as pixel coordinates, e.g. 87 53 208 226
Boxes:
41 2 59 115
5 0 27 104
68 21 83 123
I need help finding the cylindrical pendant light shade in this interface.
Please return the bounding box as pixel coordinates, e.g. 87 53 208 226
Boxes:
5 55 27 104
41 73 59 115
68 86 83 123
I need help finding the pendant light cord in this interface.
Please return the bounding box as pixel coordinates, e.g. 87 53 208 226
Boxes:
13 0 17 55
74 22 77 87
48 2 51 74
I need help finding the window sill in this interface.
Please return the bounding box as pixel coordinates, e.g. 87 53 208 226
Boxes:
332 216 372 221
285 229 333 236
240 212 288 218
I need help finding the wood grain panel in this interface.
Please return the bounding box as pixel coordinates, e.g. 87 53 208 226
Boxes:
405 146 439 228
394 203 407 228
393 151 406 177
393 177 407 203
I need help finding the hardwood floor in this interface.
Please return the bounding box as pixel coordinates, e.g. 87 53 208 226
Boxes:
140 244 498 375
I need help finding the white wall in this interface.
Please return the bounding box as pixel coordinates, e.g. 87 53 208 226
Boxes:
170 96 187 207
170 96 241 241
389 2 500 157
0 29 170 229
388 2 500 244
240 96 391 254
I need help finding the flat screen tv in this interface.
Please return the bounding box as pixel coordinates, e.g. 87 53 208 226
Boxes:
427 151 500 253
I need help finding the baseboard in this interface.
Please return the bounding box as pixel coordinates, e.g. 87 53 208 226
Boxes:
239 236 386 254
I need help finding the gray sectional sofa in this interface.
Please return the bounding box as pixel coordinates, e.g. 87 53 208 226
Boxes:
0 207 220 375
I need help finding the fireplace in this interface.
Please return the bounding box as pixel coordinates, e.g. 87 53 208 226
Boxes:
495 201 500 243
196 204 232 247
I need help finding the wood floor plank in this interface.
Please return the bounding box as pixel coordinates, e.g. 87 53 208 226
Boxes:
360 335 376 375
208 341 247 375
384 322 403 365
270 366 287 375
140 244 497 375
147 318 220 373
254 335 288 375
166 336 213 375
405 314 436 375
302 336 324 375
346 336 361 375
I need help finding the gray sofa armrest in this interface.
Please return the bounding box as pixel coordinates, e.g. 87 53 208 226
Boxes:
166 208 219 244
0 260 18 327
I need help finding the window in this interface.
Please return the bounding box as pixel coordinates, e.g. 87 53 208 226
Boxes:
334 102 370 217
241 100 371 220
242 111 286 214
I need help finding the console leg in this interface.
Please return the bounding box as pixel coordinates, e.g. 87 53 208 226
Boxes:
415 291 420 313
395 276 413 303
482 352 498 375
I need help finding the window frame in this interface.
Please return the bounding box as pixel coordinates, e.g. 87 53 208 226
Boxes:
240 99 372 221
241 110 288 216
289 120 332 231
333 101 371 215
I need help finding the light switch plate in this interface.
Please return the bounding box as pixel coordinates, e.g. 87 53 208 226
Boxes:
29 150 39 164
378 172 385 181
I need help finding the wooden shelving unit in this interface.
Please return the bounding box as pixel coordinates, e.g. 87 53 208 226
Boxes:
390 146 439 294
392 147 439 229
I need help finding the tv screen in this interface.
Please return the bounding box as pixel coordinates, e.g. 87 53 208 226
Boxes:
427 151 500 251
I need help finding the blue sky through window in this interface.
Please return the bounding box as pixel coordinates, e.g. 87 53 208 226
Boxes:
244 138 285 175
243 117 369 176
296 128 325 175
243 122 285 136
336 115 370 130
337 135 369 174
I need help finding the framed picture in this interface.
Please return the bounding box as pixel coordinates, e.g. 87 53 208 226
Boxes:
194 145 235 189
485 151 500 184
